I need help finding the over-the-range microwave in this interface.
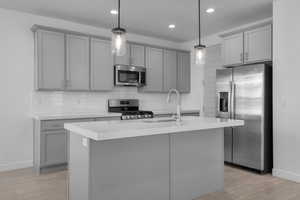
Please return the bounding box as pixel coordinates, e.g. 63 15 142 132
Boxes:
114 65 146 87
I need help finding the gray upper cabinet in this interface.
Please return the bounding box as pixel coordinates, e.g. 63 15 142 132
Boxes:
222 33 244 66
66 34 90 91
244 25 272 64
90 38 113 91
114 45 130 65
36 30 65 90
33 26 190 93
163 50 177 92
222 24 272 66
177 51 191 93
130 44 145 67
142 47 164 92
114 44 145 67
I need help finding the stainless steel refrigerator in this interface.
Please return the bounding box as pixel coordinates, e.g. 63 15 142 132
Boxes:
216 63 272 173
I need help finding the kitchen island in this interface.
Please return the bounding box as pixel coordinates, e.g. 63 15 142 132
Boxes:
64 116 244 200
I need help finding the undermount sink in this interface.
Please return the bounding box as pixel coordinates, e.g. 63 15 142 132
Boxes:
142 118 178 123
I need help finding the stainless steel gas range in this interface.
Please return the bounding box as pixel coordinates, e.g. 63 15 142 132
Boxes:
108 99 153 120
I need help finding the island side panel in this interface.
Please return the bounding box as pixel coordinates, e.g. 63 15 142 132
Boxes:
170 128 224 200
69 133 90 200
89 135 170 200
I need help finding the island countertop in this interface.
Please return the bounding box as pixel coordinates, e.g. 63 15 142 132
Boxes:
64 116 244 141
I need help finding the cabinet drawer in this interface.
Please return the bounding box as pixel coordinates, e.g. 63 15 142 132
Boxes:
41 118 94 131
182 112 200 117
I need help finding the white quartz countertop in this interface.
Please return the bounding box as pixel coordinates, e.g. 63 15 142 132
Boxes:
32 112 122 120
32 110 200 120
64 116 244 141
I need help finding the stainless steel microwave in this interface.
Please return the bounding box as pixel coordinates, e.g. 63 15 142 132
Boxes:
114 65 146 87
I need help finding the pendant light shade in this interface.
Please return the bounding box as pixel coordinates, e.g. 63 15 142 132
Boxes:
194 0 206 65
112 0 127 56
112 28 127 56
195 44 206 65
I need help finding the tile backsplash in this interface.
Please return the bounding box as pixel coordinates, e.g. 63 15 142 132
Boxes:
30 87 195 115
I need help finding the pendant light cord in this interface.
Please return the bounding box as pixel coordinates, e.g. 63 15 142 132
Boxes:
198 0 201 45
118 0 121 28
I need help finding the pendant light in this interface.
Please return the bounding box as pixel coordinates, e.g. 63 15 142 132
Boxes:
111 0 127 56
194 0 206 65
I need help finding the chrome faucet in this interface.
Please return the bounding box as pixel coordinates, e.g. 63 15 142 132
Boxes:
167 89 181 122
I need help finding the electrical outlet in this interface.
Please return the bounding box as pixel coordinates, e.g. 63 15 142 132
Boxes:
82 137 88 147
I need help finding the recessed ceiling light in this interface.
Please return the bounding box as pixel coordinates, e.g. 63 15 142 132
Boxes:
110 9 118 15
168 24 176 29
206 8 215 14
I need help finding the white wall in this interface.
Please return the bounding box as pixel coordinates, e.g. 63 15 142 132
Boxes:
0 8 202 171
272 0 300 183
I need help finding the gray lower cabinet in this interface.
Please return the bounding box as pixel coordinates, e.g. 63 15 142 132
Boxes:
66 34 90 90
40 130 68 167
35 30 65 90
33 117 120 174
90 38 114 91
177 51 191 93
142 47 164 92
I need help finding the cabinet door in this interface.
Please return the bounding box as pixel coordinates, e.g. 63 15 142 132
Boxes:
142 47 164 92
163 50 177 92
244 25 272 64
66 34 90 90
177 51 191 93
114 45 130 65
41 130 68 167
222 33 244 66
130 44 145 67
90 38 113 91
36 30 65 90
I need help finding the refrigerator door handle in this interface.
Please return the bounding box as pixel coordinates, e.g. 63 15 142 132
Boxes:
231 82 236 119
229 81 233 119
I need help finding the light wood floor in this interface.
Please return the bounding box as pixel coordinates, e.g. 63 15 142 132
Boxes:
0 166 300 200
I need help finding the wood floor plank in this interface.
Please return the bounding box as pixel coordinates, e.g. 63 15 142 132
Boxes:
0 166 299 200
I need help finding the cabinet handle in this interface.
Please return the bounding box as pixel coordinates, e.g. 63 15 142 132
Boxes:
240 53 243 62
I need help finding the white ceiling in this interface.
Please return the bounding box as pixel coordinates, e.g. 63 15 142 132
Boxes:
0 0 273 42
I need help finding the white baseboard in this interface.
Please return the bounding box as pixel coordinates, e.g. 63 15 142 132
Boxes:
273 168 300 183
0 160 33 172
